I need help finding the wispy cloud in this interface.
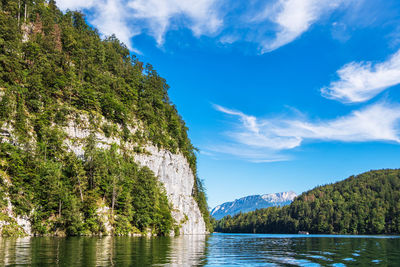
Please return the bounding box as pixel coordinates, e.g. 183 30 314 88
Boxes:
213 105 302 150
58 0 354 53
321 49 400 103
210 103 400 161
127 0 222 45
57 0 96 10
57 0 221 50
254 0 346 52
205 144 291 163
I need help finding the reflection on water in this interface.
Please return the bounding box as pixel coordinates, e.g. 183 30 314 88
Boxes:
166 235 207 266
206 234 400 266
0 235 207 266
0 234 399 266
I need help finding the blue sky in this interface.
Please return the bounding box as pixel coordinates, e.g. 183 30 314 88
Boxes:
58 0 400 208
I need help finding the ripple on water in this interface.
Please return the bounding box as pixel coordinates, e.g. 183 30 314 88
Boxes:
307 255 332 261
331 263 346 267
0 234 399 266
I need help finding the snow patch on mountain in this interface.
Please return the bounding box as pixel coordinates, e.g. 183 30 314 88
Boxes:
211 191 297 220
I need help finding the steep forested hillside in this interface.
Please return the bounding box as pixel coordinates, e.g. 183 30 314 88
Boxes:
215 169 400 234
0 0 211 236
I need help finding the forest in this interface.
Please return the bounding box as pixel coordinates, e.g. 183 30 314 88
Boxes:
0 0 211 235
215 169 400 235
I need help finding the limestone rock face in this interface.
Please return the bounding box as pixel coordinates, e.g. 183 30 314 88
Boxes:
63 118 207 235
1 116 207 235
134 146 206 235
0 197 32 236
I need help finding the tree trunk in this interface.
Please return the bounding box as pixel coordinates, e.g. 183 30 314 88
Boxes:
111 178 116 219
58 199 62 217
77 176 84 202
24 3 27 23
18 0 21 26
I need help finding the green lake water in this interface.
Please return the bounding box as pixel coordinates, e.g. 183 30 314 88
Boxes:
0 233 399 266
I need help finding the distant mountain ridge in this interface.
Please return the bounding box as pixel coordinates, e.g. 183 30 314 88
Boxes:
211 191 297 220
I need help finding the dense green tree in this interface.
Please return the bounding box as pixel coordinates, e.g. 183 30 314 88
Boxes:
0 0 211 235
215 169 400 235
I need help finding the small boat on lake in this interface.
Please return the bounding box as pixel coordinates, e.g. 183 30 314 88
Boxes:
298 231 309 235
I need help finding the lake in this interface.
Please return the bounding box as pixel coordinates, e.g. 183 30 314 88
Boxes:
0 233 399 266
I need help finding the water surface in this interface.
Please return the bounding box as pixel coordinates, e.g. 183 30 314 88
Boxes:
0 233 399 266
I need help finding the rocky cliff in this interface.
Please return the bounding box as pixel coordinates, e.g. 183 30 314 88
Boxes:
0 114 207 236
63 116 207 235
134 147 206 234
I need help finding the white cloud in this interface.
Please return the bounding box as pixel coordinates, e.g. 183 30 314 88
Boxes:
258 0 345 52
57 0 221 50
127 0 221 44
212 103 400 161
93 1 141 52
214 105 259 134
219 34 240 45
321 49 400 103
56 0 96 10
205 144 290 163
57 0 351 53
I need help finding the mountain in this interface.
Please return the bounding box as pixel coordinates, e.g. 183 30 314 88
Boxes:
211 191 297 220
0 1 210 236
215 169 400 235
